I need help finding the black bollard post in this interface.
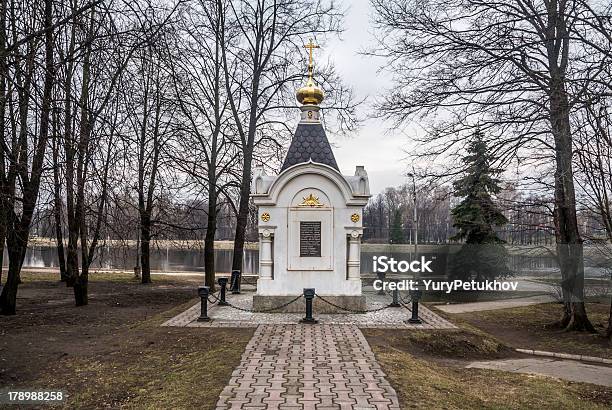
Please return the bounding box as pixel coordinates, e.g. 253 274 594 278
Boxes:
407 288 422 324
389 287 400 307
217 277 228 306
197 286 211 322
299 288 318 324
230 269 241 294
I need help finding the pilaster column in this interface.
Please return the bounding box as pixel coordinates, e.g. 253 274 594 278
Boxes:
259 230 273 280
347 231 361 280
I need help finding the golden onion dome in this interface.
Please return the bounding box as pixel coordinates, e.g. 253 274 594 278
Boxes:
296 78 324 105
297 39 324 106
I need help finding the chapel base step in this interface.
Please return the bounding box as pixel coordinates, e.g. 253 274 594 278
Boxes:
252 294 366 313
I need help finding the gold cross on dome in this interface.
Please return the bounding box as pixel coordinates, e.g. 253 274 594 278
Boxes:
305 39 320 68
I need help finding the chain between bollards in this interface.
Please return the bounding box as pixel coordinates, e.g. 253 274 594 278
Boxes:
201 282 419 324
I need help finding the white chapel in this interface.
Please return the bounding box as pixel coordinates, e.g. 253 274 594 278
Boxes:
251 41 371 312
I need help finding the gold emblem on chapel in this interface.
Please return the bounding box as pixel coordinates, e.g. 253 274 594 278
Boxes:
298 194 324 207
351 213 360 223
261 212 271 222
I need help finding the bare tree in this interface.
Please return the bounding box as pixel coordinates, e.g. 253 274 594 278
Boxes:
220 0 346 278
51 101 68 282
370 0 612 331
120 24 179 285
0 0 55 315
574 95 612 338
167 0 240 289
575 98 612 241
54 0 182 306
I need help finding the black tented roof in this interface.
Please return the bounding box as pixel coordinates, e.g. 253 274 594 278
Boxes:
280 123 339 172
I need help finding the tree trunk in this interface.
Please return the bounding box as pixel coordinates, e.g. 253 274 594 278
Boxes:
0 231 26 315
231 149 252 275
67 6 94 300
140 213 152 284
549 75 594 332
0 259 21 315
204 182 217 290
230 70 261 278
606 267 612 339
61 8 75 286
52 114 67 282
73 272 88 306
53 204 67 282
0 221 5 286
65 229 79 287
0 0 6 288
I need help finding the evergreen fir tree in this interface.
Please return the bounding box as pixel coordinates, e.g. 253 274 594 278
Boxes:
450 130 511 281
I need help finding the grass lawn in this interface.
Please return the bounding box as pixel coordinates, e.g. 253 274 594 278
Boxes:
452 302 611 359
3 271 611 409
364 329 612 409
0 272 253 409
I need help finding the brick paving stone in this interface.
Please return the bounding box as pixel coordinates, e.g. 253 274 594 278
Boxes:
215 324 401 409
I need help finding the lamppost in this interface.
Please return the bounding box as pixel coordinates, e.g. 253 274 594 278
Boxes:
406 172 418 259
406 171 422 324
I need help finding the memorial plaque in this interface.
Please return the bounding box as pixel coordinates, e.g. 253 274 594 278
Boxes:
300 221 321 257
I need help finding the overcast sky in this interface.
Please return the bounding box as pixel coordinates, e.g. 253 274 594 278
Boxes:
319 0 411 193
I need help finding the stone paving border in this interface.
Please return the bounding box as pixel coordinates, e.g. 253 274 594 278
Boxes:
467 357 612 387
161 292 456 329
435 295 556 313
515 348 612 365
216 324 401 409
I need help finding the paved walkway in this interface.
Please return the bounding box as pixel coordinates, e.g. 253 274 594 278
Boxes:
216 324 400 409
435 295 556 314
467 358 612 387
163 292 454 408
